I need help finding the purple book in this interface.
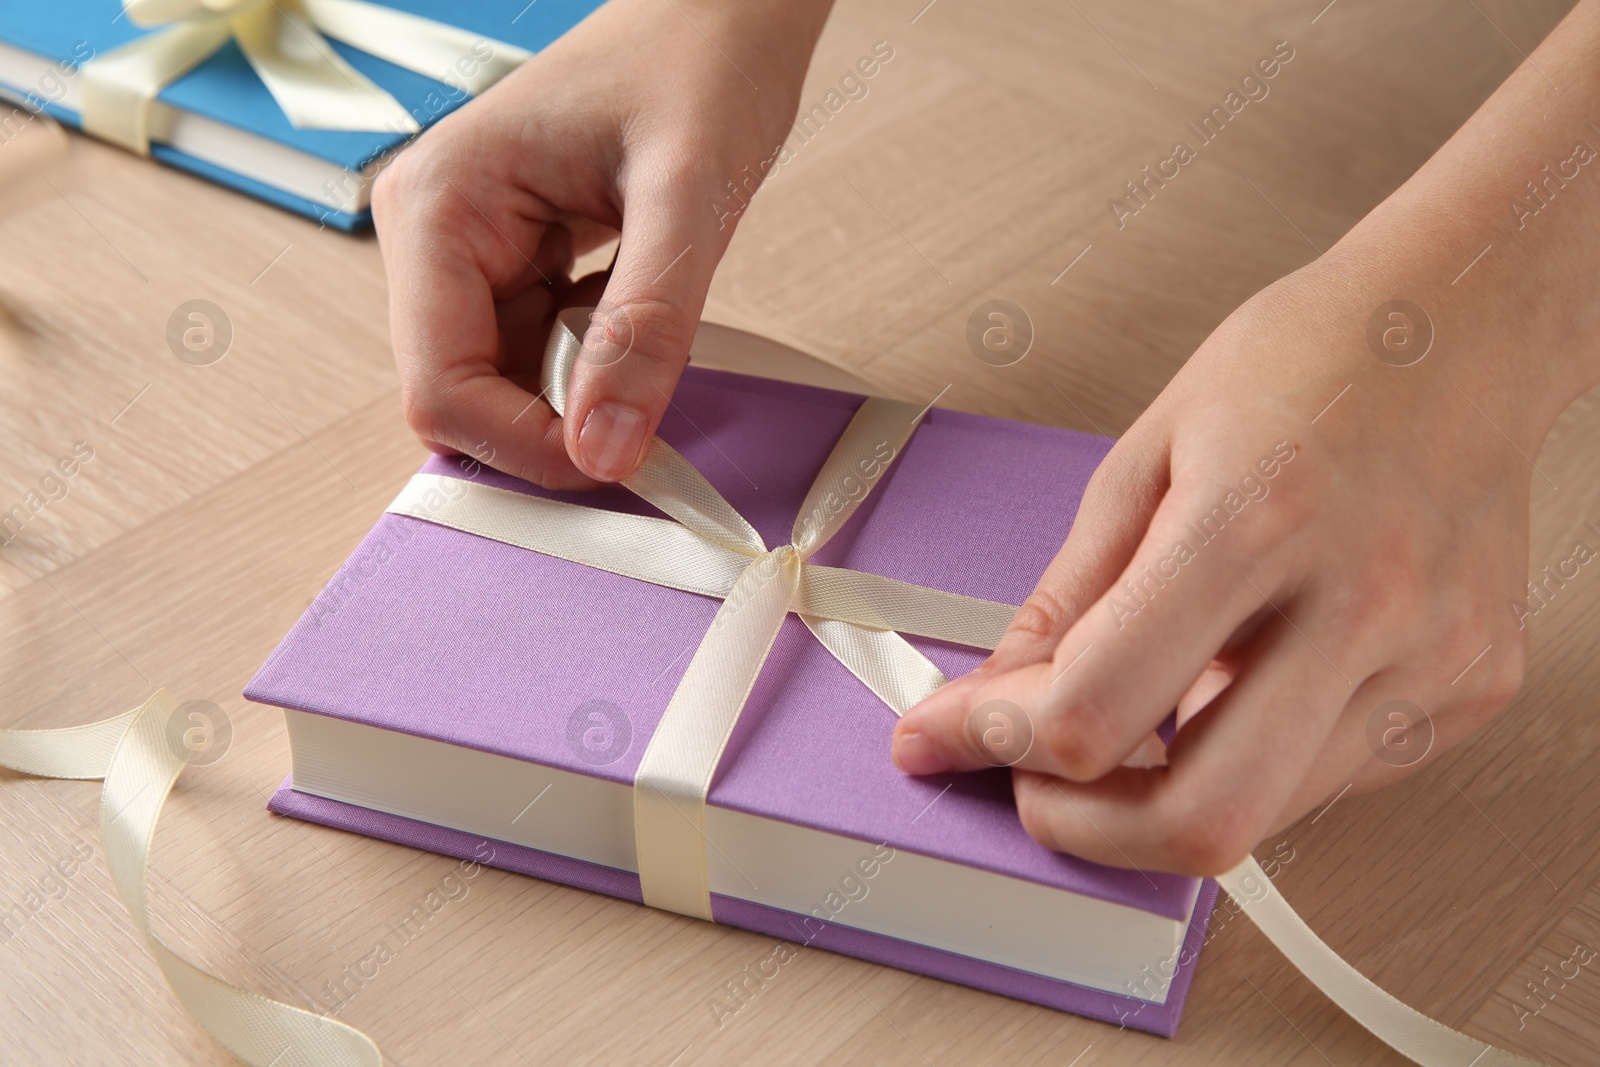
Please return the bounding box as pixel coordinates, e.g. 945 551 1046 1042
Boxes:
247 365 1219 1037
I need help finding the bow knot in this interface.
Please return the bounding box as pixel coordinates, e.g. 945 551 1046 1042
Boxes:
126 0 263 23
518 309 991 919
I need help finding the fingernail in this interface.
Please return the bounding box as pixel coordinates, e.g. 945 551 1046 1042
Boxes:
577 402 648 482
892 728 950 776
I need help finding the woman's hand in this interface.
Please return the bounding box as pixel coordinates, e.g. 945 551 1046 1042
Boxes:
891 0 1600 877
373 0 831 487
893 256 1546 876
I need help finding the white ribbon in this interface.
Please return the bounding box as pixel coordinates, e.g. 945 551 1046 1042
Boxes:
81 0 532 155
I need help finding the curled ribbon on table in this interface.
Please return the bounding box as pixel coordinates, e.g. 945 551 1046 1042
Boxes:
0 308 1553 1064
80 0 531 155
0 692 380 1066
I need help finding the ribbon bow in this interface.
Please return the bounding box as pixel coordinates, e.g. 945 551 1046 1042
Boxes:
81 0 530 155
388 308 1019 919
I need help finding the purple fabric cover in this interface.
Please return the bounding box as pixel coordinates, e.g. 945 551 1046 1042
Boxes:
247 366 1218 1034
269 778 1219 1037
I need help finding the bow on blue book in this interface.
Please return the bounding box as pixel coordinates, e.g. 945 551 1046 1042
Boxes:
0 0 605 231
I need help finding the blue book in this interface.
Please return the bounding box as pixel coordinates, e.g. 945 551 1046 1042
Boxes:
0 1 604 230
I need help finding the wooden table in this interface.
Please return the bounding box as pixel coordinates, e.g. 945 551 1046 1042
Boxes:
3 1 1597 1063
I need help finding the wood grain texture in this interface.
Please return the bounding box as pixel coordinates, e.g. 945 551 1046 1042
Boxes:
2 0 1597 1064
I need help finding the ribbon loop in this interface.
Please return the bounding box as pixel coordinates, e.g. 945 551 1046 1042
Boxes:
229 0 418 135
791 395 925 557
626 439 767 557
541 309 766 556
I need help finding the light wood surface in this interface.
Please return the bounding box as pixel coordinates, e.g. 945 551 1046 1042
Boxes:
3 1 1597 1064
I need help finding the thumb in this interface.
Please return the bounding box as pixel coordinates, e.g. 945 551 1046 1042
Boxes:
562 192 719 483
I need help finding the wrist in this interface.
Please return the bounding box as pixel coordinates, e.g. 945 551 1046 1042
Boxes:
660 0 835 70
1310 198 1588 457
1313 1 1600 442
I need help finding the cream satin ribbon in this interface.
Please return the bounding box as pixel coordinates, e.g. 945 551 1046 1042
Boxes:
0 692 381 1066
531 307 1003 919
81 0 532 155
0 307 1552 1064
